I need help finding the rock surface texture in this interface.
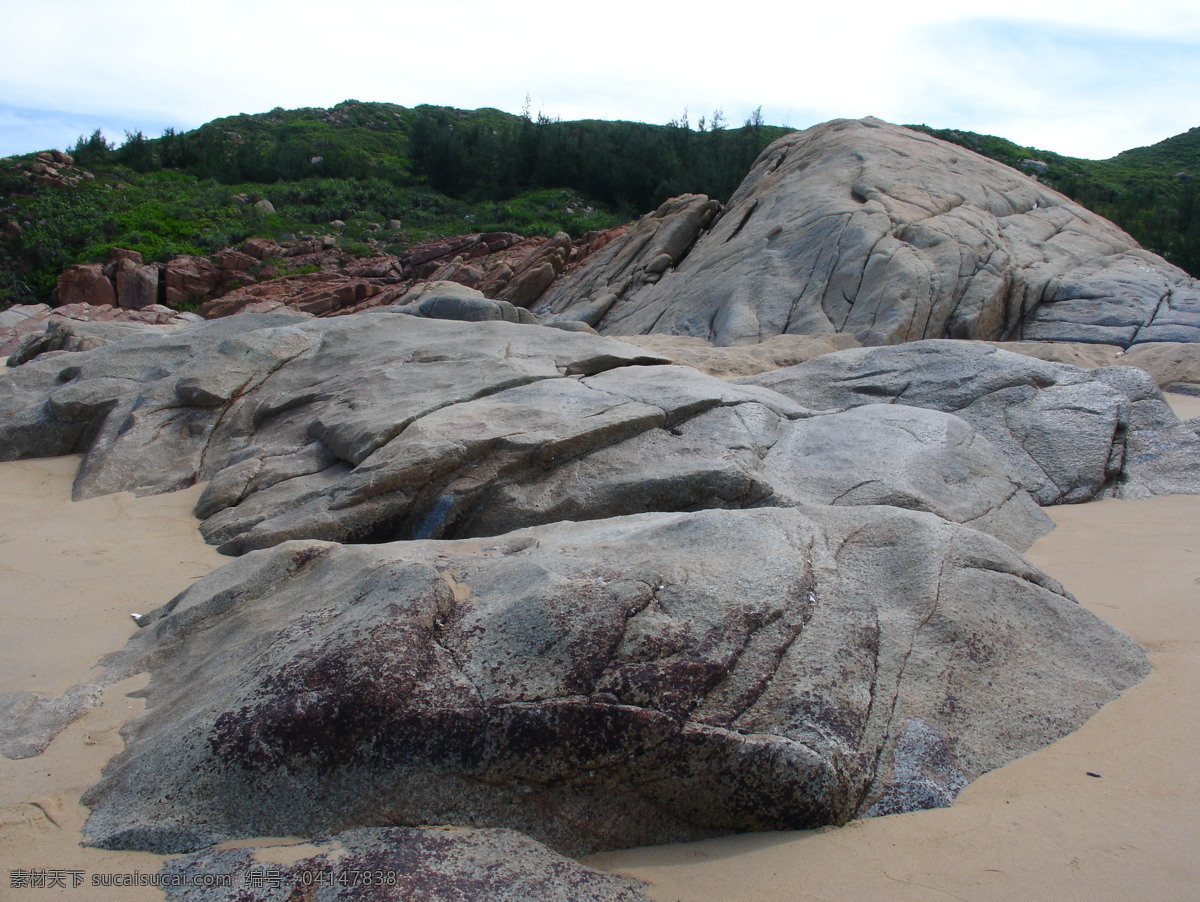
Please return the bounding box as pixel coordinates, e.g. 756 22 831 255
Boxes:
159 827 651 901
0 314 1175 860
0 315 1052 553
740 340 1200 504
0 302 201 360
536 118 1200 347
82 507 1147 855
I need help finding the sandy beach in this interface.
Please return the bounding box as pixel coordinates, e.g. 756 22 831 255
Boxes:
0 457 225 902
2 393 1199 900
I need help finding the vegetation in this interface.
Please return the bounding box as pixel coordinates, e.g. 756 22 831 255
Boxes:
0 101 789 306
1 99 1197 308
910 124 1200 277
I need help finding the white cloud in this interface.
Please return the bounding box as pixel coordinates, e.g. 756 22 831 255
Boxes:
1 0 1197 158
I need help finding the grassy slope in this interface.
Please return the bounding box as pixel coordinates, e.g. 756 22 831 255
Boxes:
0 101 788 304
0 102 1195 307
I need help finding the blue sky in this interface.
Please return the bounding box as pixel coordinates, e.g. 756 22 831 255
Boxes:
2 0 1198 160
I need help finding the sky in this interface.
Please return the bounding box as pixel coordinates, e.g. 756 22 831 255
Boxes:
2 0 1198 161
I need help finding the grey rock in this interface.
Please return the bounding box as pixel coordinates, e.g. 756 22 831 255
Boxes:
0 304 51 329
538 118 1200 348
415 293 524 323
759 404 1051 550
612 332 862 378
81 506 1147 855
537 194 721 327
543 319 599 334
159 827 650 901
0 313 305 463
7 319 171 367
0 317 1051 553
740 340 1200 503
1134 322 1200 343
461 373 1051 550
395 280 539 325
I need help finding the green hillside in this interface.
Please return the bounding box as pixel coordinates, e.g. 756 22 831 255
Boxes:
0 101 787 305
1 101 1197 309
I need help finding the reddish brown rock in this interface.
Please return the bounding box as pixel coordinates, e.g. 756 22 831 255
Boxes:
199 273 379 318
342 256 404 279
291 279 378 315
574 224 631 259
479 263 515 296
43 226 627 323
106 248 145 267
164 256 223 306
114 260 160 310
13 151 89 188
217 250 257 272
429 259 487 289
56 264 117 307
0 304 55 356
241 238 282 261
500 261 558 308
402 232 526 271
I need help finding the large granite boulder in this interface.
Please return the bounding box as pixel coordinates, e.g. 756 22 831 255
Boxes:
740 340 1200 504
81 506 1147 855
537 118 1200 347
0 314 1052 552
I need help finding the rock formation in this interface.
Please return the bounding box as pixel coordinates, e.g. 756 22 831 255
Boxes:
8 117 1200 873
0 315 1054 553
41 226 628 323
9 149 93 188
56 263 117 307
0 301 201 361
3 309 1188 863
81 506 1146 855
42 229 586 321
392 280 541 325
740 340 1200 504
536 118 1200 348
534 195 721 328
